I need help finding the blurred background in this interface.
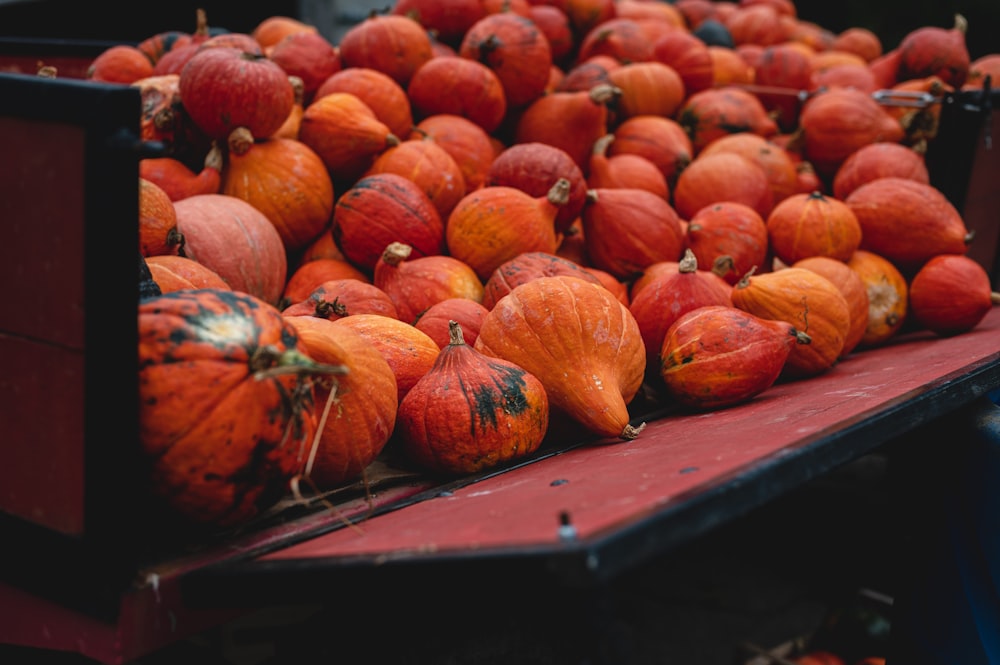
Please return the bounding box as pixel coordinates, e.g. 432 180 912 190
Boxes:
0 0 998 60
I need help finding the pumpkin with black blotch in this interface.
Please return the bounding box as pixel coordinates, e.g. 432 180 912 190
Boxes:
138 289 343 527
398 321 549 476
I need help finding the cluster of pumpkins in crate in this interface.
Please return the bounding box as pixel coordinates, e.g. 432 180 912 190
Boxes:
76 0 1000 529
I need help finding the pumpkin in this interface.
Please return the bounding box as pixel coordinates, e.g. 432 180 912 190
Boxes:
896 14 970 87
964 54 1000 90
797 86 905 176
411 114 497 193
606 61 686 120
558 55 621 93
138 289 339 526
609 114 693 188
138 143 223 202
673 152 774 221
766 191 862 265
86 44 154 84
446 181 565 281
252 15 318 53
587 134 670 200
846 250 909 348
708 45 755 86
373 242 485 325
752 42 814 131
844 177 972 275
882 75 953 145
314 67 414 140
481 251 603 310
685 201 769 286
791 256 869 356
139 177 182 257
698 132 800 206
281 279 399 321
528 5 575 63
514 83 620 173
364 137 467 220
459 11 553 108
676 86 778 153
145 255 231 293
296 228 348 264
221 127 334 253
475 275 646 441
581 187 685 281
132 74 185 147
486 142 588 235
725 4 787 47
398 321 549 476
586 267 630 306
284 316 398 488
651 29 714 96
332 173 446 273
660 305 811 410
267 30 341 102
831 27 883 62
178 47 294 141
173 194 287 306
831 142 929 200
414 298 491 349
405 56 507 135
629 249 733 375
298 92 400 184
273 75 305 139
908 254 999 336
390 0 486 45
730 267 850 378
282 257 371 307
330 313 441 403
337 13 434 87
575 17 653 64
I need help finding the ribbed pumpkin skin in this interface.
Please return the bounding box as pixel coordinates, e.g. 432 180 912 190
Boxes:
766 191 863 265
481 251 603 310
298 92 398 183
138 289 320 527
145 255 230 293
475 275 646 440
333 173 446 273
221 129 334 253
399 322 549 476
284 316 398 488
459 12 552 109
792 256 870 357
659 305 806 410
314 67 414 139
730 268 850 379
139 177 182 257
337 14 434 87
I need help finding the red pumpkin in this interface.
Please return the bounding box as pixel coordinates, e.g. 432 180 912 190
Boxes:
86 44 154 84
677 86 778 153
406 56 507 135
337 13 434 87
268 30 341 101
411 114 497 193
660 305 811 409
139 143 223 202
908 254 999 336
178 46 294 141
414 298 491 349
609 115 693 188
139 289 332 526
897 14 970 87
459 11 552 108
673 152 775 220
281 279 399 321
481 251 603 310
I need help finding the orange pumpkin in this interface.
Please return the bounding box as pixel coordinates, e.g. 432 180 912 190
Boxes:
281 279 399 321
145 255 231 293
847 249 909 348
685 201 769 286
410 114 497 193
364 136 467 220
609 114 693 188
139 177 182 257
831 142 929 200
458 11 552 108
673 152 774 221
314 67 414 140
606 61 686 120
791 256 870 356
284 316 397 489
139 144 223 202
730 267 850 378
908 254 998 336
337 13 433 87
766 191 862 264
475 275 646 440
282 257 371 307
406 55 508 135
676 86 778 153
398 321 549 476
587 134 670 200
481 251 603 310
414 298 491 349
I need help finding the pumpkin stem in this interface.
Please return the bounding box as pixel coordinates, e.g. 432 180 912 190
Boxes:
589 83 622 107
205 141 224 171
251 346 348 380
448 320 466 346
547 178 571 206
679 249 698 273
194 8 209 37
227 126 254 156
991 292 1000 306
735 265 758 289
790 328 812 345
954 13 968 34
381 241 413 266
620 422 646 440
592 133 614 156
964 230 977 245
711 255 735 279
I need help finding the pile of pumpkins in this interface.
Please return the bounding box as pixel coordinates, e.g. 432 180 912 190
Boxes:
81 0 1000 529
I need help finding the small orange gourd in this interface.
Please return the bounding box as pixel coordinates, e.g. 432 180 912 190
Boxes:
475 275 646 440
847 249 909 348
398 321 549 476
766 191 863 265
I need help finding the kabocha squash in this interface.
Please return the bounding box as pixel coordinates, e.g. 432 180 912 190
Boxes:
138 289 342 527
284 316 397 489
907 254 999 336
475 275 646 441
398 321 549 476
660 305 811 410
730 267 850 379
